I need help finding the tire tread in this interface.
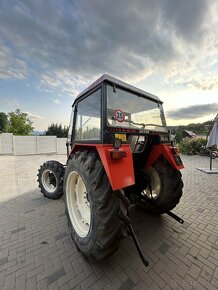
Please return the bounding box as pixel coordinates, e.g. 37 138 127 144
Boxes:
64 150 123 261
37 160 65 199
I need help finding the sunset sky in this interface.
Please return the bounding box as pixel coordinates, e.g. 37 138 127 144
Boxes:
0 0 218 130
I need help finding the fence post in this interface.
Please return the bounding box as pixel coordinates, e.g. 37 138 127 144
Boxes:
12 134 15 155
36 136 38 154
0 134 2 155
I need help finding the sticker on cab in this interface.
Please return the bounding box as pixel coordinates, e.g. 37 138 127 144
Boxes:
115 134 127 142
114 109 125 122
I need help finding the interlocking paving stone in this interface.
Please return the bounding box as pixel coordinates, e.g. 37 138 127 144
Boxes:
196 208 204 213
182 221 191 229
189 264 201 280
80 259 94 277
0 257 8 266
26 277 37 290
25 209 35 214
158 242 170 255
15 274 25 290
207 197 214 201
57 270 76 287
55 232 67 241
58 214 65 218
81 272 99 289
47 267 66 285
69 272 86 289
4 273 15 290
119 278 135 290
0 154 218 289
133 280 147 290
37 278 48 290
10 227 25 234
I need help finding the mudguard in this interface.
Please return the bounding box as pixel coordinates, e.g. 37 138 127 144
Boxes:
69 144 135 191
145 144 184 170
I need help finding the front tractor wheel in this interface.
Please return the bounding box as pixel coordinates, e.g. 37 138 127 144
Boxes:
37 161 65 199
137 157 183 214
64 150 124 261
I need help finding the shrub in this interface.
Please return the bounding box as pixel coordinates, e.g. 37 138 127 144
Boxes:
179 137 206 155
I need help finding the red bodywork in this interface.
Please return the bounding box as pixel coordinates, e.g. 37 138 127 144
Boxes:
69 143 183 191
70 144 135 191
145 144 184 170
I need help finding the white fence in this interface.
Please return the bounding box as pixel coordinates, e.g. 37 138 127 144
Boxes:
0 133 67 155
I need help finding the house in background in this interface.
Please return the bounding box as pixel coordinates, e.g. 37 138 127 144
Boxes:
182 130 196 138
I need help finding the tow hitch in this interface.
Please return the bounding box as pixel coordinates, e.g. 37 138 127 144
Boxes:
166 211 184 224
115 190 184 267
127 222 149 267
115 190 149 267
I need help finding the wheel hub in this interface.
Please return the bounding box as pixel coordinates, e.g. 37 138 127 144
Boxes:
49 173 56 187
66 171 91 237
42 170 57 193
142 167 161 199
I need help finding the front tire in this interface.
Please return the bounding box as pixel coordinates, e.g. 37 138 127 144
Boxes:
64 150 123 261
37 161 65 199
136 157 183 214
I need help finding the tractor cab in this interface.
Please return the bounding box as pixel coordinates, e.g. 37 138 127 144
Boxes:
68 75 171 158
67 75 182 174
68 75 168 142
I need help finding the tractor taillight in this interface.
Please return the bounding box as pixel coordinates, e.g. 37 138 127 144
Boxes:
110 150 127 160
170 146 180 154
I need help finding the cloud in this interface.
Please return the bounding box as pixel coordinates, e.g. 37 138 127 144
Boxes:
191 76 218 90
0 42 27 80
0 0 217 92
3 98 20 108
167 103 218 120
40 71 84 97
54 99 60 104
25 112 43 120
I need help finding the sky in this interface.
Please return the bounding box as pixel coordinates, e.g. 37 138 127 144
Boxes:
0 0 218 131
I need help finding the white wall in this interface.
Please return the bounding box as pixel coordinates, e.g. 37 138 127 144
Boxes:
0 133 67 155
57 138 67 154
0 133 14 155
13 136 37 155
37 136 57 154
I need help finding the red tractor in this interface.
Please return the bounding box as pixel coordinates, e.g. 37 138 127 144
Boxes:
37 74 184 266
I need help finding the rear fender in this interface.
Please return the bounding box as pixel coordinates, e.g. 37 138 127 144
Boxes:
145 144 184 170
69 144 135 191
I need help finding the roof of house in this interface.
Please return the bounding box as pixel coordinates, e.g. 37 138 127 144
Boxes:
183 130 196 137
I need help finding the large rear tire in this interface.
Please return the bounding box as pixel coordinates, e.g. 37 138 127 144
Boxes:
64 150 124 261
37 161 65 199
136 157 183 214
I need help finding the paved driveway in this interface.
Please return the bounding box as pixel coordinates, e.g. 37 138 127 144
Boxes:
0 155 217 290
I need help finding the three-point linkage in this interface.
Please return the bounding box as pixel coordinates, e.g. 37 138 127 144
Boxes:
115 190 184 268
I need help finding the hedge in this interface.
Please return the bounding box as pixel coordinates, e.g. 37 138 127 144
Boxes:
178 137 206 155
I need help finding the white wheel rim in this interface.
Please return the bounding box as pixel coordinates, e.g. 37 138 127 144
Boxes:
66 171 91 237
42 170 57 193
143 167 161 199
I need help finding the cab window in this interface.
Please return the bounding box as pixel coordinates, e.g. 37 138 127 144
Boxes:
75 89 101 140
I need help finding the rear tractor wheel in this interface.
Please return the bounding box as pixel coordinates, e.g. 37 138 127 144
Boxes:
136 157 183 214
64 150 124 261
37 161 65 199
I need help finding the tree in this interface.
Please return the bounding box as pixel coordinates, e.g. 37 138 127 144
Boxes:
83 127 100 139
0 112 8 133
8 109 34 135
45 123 68 138
175 130 183 143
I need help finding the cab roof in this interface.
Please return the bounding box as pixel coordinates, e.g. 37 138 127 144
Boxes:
74 74 162 105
